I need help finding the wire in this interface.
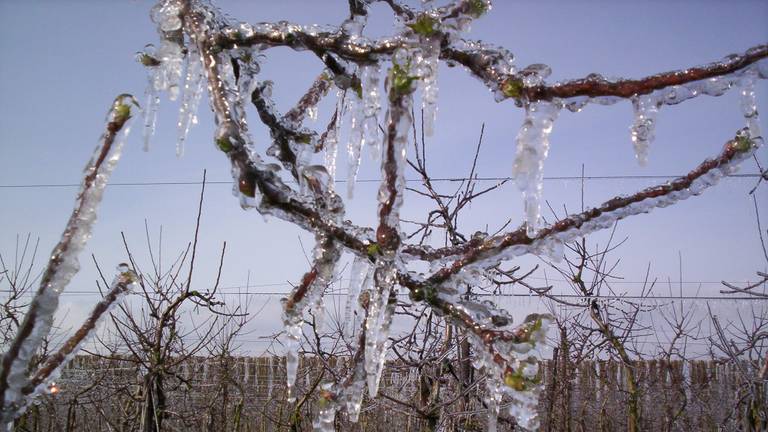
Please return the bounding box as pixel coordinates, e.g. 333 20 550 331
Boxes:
2 289 765 301
0 173 763 189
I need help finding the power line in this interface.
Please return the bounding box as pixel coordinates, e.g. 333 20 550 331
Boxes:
2 289 765 301
0 173 763 189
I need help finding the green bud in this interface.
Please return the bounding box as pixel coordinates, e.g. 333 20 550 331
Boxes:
734 135 753 153
407 14 439 37
467 0 489 18
138 53 161 67
501 78 523 99
114 103 131 123
389 63 418 99
504 369 526 391
409 287 425 302
216 137 233 152
366 243 380 257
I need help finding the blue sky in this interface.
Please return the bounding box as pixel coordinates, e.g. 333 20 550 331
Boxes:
0 0 766 355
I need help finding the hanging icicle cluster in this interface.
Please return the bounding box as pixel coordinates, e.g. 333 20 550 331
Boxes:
132 0 768 430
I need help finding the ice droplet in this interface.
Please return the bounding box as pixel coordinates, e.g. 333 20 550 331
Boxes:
739 69 761 138
630 94 660 166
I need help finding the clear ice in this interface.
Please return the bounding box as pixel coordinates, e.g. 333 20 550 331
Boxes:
512 101 560 237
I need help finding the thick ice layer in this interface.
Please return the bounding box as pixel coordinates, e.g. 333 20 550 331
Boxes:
377 50 414 231
512 101 560 237
629 94 660 166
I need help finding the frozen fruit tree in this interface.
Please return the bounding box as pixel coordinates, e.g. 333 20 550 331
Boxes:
2 0 767 430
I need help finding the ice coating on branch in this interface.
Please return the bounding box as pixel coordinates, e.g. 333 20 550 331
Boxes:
378 49 414 231
150 0 183 33
13 267 138 420
363 265 397 397
629 94 660 166
512 101 560 237
467 128 761 274
739 69 761 138
176 44 206 156
557 57 766 116
361 64 382 160
281 235 339 403
520 63 551 88
0 96 135 424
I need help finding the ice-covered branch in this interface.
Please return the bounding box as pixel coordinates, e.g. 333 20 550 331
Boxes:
407 129 762 282
19 268 137 410
515 45 768 103
282 234 341 402
0 95 137 425
206 14 766 106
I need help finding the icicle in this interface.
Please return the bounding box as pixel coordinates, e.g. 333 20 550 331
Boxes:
485 372 503 432
281 235 339 403
466 314 553 432
361 64 382 160
347 89 364 199
283 306 302 403
739 69 761 138
324 90 344 192
363 266 397 397
137 44 161 152
313 295 326 333
344 361 367 423
512 100 560 237
313 383 338 431
176 44 205 156
343 257 371 342
419 37 441 137
629 94 660 166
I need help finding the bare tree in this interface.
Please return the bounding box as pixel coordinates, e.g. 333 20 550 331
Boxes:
88 176 248 432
